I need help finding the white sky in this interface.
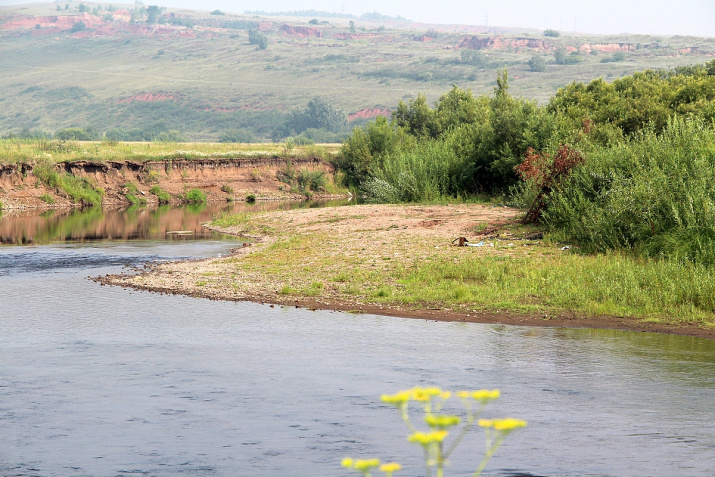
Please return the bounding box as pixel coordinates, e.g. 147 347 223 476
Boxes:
2 1 714 36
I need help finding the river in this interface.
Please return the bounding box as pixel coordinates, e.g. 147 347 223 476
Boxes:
1 204 713 476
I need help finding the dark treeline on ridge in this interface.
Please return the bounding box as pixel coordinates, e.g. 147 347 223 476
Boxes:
335 60 715 266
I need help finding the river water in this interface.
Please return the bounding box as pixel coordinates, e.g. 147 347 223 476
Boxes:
1 205 713 477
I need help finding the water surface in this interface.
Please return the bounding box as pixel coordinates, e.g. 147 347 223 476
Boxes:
0 207 713 476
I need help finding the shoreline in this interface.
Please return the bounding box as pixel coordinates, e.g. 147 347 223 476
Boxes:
97 274 714 338
97 203 715 340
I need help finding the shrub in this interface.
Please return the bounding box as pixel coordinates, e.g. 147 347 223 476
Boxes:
219 129 258 143
543 29 560 37
39 194 55 204
528 54 547 72
221 184 234 194
184 188 207 204
149 185 170 204
296 169 326 191
544 119 715 265
245 194 256 203
70 21 87 33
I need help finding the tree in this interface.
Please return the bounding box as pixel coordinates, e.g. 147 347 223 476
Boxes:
146 5 161 24
154 130 187 142
78 3 87 13
70 21 87 33
286 96 348 134
349 20 356 33
211 9 224 15
392 93 439 139
460 50 487 67
528 54 547 72
55 127 98 140
248 29 268 50
543 29 560 37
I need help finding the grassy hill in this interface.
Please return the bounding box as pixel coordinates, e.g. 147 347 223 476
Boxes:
1 2 713 141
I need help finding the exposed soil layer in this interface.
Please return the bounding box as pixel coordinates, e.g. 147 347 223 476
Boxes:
0 157 340 210
97 204 714 339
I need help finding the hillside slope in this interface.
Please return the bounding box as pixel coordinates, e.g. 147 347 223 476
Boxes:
1 2 713 140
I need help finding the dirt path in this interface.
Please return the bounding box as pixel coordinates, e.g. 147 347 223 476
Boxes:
98 204 715 339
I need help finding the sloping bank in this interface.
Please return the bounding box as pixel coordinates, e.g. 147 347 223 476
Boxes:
0 156 341 210
97 204 715 339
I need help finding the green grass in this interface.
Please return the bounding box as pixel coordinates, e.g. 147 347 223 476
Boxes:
391 252 715 324
149 185 170 204
0 139 339 164
33 160 104 206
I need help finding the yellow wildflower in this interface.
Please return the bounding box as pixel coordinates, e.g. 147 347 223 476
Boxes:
493 418 527 431
410 386 442 402
341 457 354 468
471 389 501 402
407 430 449 446
379 462 402 472
456 390 470 399
354 458 381 471
479 418 527 432
425 414 461 429
381 390 411 407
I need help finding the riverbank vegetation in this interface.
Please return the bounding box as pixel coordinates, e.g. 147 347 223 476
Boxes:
335 61 715 268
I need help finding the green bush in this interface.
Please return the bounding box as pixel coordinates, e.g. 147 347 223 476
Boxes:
296 169 326 192
149 185 170 204
528 54 547 72
219 129 258 143
39 194 55 204
544 119 715 265
184 188 207 204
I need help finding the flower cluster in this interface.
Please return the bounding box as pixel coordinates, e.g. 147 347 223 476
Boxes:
479 418 528 432
344 387 526 477
341 457 401 476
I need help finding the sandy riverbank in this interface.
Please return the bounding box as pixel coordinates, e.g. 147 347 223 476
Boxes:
98 203 715 339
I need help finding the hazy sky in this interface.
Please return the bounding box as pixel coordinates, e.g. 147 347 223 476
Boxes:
2 1 714 36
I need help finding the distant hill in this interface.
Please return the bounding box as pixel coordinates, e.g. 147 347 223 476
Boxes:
1 2 713 141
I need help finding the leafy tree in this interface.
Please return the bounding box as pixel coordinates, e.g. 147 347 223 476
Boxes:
154 130 187 142
543 29 560 37
392 93 439 139
528 54 547 72
55 127 98 140
337 116 414 187
554 47 582 65
349 20 356 33
286 97 348 135
600 51 626 63
78 3 87 13
459 50 487 67
146 5 161 24
211 9 224 15
248 29 268 49
70 21 87 33
219 129 258 143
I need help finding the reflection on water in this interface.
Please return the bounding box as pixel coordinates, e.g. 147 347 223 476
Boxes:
0 199 352 245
